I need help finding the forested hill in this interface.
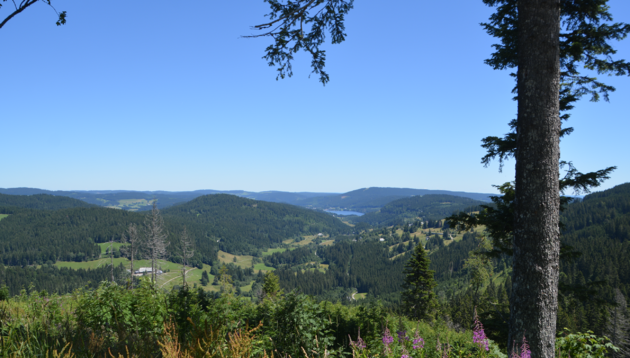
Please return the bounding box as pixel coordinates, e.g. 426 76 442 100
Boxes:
0 187 337 211
559 182 630 299
350 194 486 227
0 193 96 210
296 187 493 212
162 194 352 255
0 207 153 265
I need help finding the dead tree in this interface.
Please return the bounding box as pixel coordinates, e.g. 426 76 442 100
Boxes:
109 236 114 283
122 223 141 289
144 200 169 285
179 226 195 287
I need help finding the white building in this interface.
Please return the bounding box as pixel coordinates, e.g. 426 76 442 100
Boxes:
134 267 163 275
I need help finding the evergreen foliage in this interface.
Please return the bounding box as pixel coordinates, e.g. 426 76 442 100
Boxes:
401 242 437 320
351 194 486 227
0 193 96 210
0 263 126 296
162 194 351 254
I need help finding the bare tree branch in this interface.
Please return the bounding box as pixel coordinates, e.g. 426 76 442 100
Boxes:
144 200 169 285
179 226 194 287
0 0 66 30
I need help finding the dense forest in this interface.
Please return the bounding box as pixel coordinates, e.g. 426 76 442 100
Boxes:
298 187 492 212
162 194 352 255
0 193 96 210
0 263 127 296
350 194 486 227
274 241 409 302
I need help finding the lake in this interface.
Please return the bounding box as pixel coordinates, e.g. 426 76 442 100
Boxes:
326 210 364 217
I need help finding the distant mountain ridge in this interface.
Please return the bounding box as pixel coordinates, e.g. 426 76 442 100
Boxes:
296 187 493 213
0 193 96 210
0 187 494 212
0 188 338 211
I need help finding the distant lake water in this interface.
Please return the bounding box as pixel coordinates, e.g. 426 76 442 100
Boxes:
326 210 364 217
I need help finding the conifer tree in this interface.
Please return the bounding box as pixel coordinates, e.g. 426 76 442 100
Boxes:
401 242 437 320
262 271 282 299
200 270 209 286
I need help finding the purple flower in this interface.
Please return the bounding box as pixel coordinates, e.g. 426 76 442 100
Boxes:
520 335 531 358
412 330 424 349
349 329 366 350
401 355 409 358
397 330 409 342
382 327 394 345
413 337 424 350
473 315 489 351
383 327 394 355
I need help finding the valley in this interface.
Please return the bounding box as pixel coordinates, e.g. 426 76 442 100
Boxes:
0 183 629 355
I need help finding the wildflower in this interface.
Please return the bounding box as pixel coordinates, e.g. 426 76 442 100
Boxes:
397 330 409 342
383 327 394 345
412 337 424 350
473 314 489 351
401 346 410 358
383 327 394 355
520 334 531 358
349 328 366 350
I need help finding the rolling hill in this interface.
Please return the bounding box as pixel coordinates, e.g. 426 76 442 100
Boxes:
0 192 352 266
295 187 493 212
0 193 96 210
162 194 352 255
348 194 487 226
0 188 337 211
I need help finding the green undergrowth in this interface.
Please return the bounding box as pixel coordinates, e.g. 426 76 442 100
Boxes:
0 282 508 358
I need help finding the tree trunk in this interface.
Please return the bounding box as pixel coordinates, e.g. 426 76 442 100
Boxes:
510 0 561 357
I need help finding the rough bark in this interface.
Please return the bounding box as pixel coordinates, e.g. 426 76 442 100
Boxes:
509 0 561 357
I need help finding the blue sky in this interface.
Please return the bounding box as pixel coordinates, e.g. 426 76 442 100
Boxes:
2 1 629 194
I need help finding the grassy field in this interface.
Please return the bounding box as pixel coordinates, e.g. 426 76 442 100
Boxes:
262 248 287 256
55 258 220 290
217 251 254 268
292 234 328 247
319 240 334 246
0 214 8 221
97 242 128 255
354 293 367 299
216 251 275 272
254 263 275 271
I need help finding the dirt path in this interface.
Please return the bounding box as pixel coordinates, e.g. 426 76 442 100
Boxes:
160 268 196 288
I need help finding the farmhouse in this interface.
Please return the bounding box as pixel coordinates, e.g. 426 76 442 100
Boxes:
134 267 163 275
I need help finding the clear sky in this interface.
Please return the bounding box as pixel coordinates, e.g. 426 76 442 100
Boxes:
2 1 629 194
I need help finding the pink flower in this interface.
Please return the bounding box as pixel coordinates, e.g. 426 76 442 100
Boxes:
473 314 489 351
412 331 424 349
349 328 366 350
383 327 394 355
510 335 531 358
383 327 394 345
520 335 531 358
